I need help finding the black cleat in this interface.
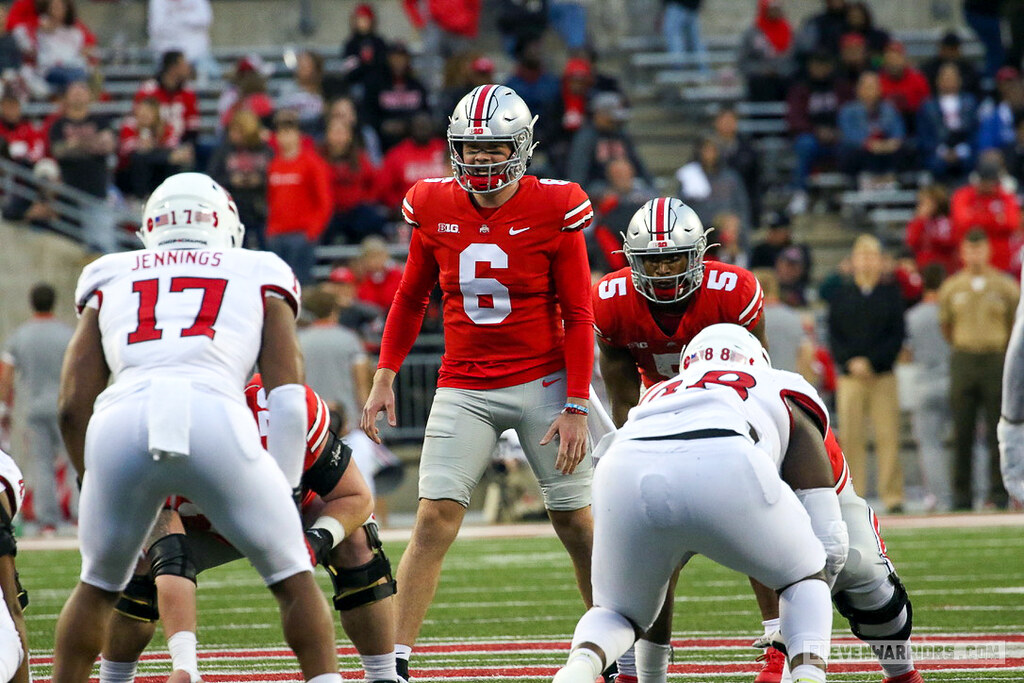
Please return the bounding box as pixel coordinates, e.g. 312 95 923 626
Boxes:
396 658 410 683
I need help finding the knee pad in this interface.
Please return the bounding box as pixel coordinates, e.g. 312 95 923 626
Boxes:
148 534 197 584
114 574 159 623
833 572 913 642
326 522 396 611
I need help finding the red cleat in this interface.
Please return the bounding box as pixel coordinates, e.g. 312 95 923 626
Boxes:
883 671 924 683
614 676 638 683
754 646 787 683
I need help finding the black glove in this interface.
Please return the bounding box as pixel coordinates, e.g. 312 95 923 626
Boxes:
304 527 335 567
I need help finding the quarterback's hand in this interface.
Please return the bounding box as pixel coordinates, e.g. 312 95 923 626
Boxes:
361 372 397 444
998 418 1024 502
542 412 588 475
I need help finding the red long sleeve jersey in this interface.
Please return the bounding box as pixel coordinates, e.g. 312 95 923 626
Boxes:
379 175 595 397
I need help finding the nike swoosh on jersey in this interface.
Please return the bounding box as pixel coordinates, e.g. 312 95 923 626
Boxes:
509 226 531 235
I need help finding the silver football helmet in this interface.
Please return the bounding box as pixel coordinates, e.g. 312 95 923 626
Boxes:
139 173 244 250
448 84 537 194
622 198 708 303
680 323 772 371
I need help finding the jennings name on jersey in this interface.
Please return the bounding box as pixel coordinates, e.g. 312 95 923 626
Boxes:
386 175 595 393
74 249 300 402
593 261 764 387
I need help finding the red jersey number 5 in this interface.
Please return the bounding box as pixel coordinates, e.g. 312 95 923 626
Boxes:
460 243 511 325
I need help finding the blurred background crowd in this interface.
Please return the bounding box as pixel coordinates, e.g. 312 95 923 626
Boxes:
2 0 1023 532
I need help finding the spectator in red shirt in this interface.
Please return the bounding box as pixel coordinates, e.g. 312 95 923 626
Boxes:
322 116 386 244
134 50 200 147
266 109 332 285
950 155 1022 273
373 111 448 217
116 96 193 199
0 90 44 166
354 236 403 312
878 41 930 134
906 184 959 274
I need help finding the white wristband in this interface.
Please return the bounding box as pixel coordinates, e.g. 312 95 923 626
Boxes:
311 515 346 549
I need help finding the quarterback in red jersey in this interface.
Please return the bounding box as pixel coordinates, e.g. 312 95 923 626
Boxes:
102 376 399 683
362 84 595 683
593 199 919 683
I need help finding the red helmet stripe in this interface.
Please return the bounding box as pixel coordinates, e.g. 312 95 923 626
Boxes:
471 84 495 123
653 197 668 241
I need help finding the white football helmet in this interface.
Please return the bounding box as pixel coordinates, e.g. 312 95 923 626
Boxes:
623 198 708 303
138 173 244 250
680 323 771 371
448 84 538 194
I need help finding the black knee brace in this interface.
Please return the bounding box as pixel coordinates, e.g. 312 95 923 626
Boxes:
834 572 913 642
148 533 198 584
326 523 396 611
114 574 159 622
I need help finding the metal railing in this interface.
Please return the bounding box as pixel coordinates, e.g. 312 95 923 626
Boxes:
388 352 442 442
0 157 139 253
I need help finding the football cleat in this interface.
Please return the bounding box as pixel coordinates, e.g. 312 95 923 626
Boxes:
882 671 924 683
396 658 410 683
613 675 638 683
754 646 789 683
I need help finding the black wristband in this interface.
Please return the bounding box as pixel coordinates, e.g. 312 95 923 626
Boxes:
304 527 334 566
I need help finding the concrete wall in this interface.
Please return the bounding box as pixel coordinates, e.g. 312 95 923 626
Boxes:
0 223 92 345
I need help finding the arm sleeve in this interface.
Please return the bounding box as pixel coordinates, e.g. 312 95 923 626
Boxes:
1003 265 1024 420
553 229 595 399
266 384 307 488
377 228 438 372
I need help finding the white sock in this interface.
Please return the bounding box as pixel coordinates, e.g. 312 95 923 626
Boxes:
564 647 603 680
763 617 781 638
569 607 638 667
361 653 397 681
617 645 637 677
306 674 341 683
98 657 137 683
395 644 412 661
874 639 915 677
167 631 201 682
779 580 832 666
790 663 826 683
635 640 671 683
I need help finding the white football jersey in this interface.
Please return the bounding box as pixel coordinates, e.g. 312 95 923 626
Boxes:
621 362 829 470
0 448 24 517
75 249 300 400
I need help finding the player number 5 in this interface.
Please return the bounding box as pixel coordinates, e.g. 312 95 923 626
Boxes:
460 243 511 325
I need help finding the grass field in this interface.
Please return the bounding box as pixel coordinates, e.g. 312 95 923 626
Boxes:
14 517 1024 682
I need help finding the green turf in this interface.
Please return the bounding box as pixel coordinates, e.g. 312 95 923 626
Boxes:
17 524 1024 681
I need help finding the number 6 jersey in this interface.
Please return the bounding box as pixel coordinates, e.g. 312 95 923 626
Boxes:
593 261 763 388
74 249 300 396
378 175 596 397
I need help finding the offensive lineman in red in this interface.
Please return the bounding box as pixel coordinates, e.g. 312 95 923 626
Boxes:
361 84 596 683
594 199 921 683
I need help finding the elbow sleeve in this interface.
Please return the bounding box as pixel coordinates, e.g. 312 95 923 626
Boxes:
267 384 307 488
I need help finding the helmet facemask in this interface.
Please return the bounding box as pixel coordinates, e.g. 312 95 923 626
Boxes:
448 123 536 194
623 233 708 304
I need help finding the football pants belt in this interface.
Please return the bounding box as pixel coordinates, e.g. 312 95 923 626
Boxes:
833 572 913 642
326 522 396 611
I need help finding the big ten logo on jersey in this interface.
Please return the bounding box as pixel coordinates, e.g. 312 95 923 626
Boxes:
438 222 460 233
598 276 629 299
706 269 738 291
